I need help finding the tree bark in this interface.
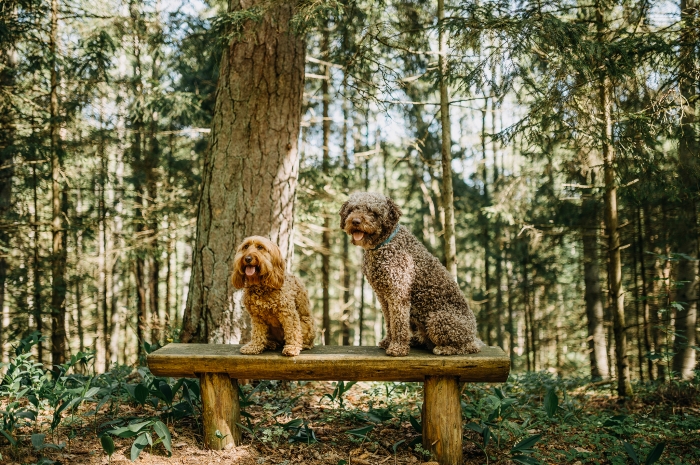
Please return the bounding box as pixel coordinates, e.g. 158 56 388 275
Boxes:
148 9 162 346
32 164 42 363
341 87 352 346
438 0 457 278
129 0 148 358
321 24 331 344
596 0 631 397
181 0 305 343
50 0 67 368
0 22 16 363
673 0 698 380
582 191 609 380
644 204 663 380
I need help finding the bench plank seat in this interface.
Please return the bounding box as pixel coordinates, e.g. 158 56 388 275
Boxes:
147 343 509 382
147 343 510 465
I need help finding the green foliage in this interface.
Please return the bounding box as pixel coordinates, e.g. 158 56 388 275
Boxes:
0 333 199 462
322 381 357 409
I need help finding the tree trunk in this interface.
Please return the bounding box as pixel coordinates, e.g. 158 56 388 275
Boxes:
595 0 631 397
148 12 162 346
181 0 305 344
50 0 67 368
32 164 42 363
582 192 609 380
522 254 532 371
129 0 148 358
631 217 643 381
0 27 16 363
480 101 491 344
673 0 698 380
644 204 664 380
321 24 331 344
506 244 516 366
438 0 457 278
598 13 631 397
341 87 351 346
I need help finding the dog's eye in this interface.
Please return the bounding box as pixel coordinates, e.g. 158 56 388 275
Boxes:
256 245 264 250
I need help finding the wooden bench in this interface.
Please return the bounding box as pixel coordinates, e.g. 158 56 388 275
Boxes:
147 344 510 465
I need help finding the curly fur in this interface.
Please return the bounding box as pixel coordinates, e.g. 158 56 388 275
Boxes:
340 192 481 357
232 236 315 356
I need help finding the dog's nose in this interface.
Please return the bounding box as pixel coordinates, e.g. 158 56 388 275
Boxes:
245 255 252 263
352 218 361 226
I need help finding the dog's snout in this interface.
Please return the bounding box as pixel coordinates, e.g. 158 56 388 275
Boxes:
352 218 361 226
245 255 252 264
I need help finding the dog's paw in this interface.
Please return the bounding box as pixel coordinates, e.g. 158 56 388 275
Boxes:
240 343 264 355
433 345 460 356
378 337 391 349
282 345 302 357
386 343 410 357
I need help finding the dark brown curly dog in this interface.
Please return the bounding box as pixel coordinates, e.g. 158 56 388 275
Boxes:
232 236 315 356
340 192 481 357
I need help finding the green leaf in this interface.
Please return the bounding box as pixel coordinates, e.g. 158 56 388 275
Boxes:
465 422 483 434
101 435 115 456
511 455 541 465
511 435 542 454
153 421 172 454
134 384 149 405
409 415 422 433
31 433 46 450
0 430 17 447
483 426 491 448
158 383 174 404
346 425 374 438
128 420 152 432
84 387 101 398
338 461 348 465
392 439 406 454
236 422 254 434
544 389 558 418
131 433 150 462
645 443 666 465
280 418 304 430
624 442 640 465
342 381 357 394
106 426 140 438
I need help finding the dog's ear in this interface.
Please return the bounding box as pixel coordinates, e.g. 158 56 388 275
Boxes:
264 243 286 290
339 200 351 230
386 197 402 226
232 267 246 289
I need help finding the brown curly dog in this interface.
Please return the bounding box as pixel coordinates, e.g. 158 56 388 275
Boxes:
340 192 481 357
232 236 315 356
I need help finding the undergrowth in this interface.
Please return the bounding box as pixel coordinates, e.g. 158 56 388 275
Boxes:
1 333 698 464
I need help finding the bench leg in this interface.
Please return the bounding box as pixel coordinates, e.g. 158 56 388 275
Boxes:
423 375 463 465
200 373 241 450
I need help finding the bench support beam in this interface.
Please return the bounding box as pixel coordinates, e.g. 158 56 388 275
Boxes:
200 373 241 450
423 375 462 465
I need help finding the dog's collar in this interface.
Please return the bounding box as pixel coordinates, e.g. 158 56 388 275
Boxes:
371 225 400 250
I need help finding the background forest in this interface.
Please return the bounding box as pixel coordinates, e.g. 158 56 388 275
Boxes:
1 0 700 401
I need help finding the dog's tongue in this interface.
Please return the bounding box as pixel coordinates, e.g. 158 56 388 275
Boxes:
353 231 364 241
245 266 256 276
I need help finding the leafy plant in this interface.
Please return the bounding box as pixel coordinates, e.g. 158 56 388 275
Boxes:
100 434 115 463
322 381 357 409
623 442 666 465
509 434 542 465
103 419 172 462
543 388 558 419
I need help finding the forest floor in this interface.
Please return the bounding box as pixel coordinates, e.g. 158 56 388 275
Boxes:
2 366 700 465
